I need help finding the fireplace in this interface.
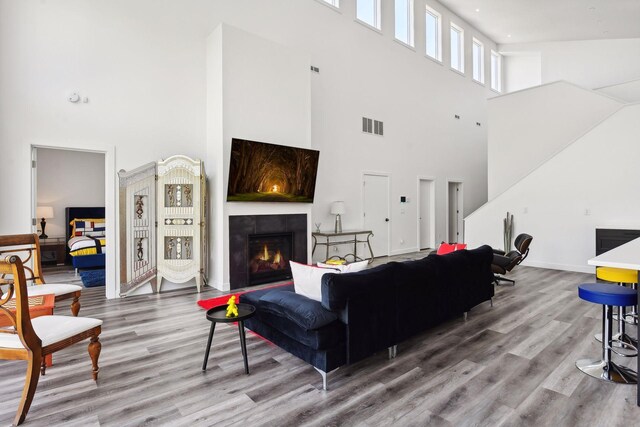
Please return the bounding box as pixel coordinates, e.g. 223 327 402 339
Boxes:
248 232 293 285
229 214 307 289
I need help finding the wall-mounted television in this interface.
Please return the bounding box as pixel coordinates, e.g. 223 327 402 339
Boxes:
227 138 320 203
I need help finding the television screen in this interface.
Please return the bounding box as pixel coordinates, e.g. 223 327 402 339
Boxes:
227 138 320 203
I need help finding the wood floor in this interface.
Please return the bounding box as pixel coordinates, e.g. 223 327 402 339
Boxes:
2 262 640 426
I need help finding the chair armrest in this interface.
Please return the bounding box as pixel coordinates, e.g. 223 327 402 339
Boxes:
492 249 506 256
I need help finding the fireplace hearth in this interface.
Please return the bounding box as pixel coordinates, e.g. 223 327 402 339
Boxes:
229 214 307 289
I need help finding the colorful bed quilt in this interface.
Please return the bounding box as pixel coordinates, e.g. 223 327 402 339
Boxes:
68 236 106 256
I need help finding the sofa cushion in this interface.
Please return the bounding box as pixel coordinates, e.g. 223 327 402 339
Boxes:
240 286 344 350
255 308 345 350
259 290 338 331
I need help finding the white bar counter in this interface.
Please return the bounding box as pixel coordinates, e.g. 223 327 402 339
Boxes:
588 236 640 405
588 237 640 270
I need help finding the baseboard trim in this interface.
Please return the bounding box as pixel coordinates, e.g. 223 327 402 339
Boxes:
523 259 595 274
389 247 420 257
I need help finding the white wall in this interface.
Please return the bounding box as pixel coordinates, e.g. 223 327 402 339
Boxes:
500 38 640 91
1 0 497 294
466 104 640 273
487 81 623 198
36 148 105 238
503 53 542 93
596 78 640 103
0 0 207 236
301 0 495 258
207 25 312 290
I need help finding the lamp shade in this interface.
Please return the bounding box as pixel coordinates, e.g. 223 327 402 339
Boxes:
36 206 54 219
330 201 345 215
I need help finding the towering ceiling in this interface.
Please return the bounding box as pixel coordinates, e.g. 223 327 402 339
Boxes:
437 0 640 44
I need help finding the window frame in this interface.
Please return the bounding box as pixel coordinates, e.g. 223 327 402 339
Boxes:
472 37 485 84
322 0 339 7
424 5 442 62
491 50 502 92
356 0 382 31
394 0 415 47
450 21 465 74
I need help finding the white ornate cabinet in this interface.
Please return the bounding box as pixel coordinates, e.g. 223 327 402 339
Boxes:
118 155 207 295
156 155 207 292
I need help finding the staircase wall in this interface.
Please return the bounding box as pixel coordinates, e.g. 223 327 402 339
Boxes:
488 81 623 198
466 104 640 273
596 78 640 103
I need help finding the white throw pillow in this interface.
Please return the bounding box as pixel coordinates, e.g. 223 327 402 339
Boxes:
317 260 369 273
290 261 340 302
342 260 369 273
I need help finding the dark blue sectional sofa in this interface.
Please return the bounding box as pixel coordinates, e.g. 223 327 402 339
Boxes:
240 245 494 389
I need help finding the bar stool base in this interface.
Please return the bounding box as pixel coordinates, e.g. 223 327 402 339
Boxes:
576 359 637 384
594 333 638 356
613 313 637 325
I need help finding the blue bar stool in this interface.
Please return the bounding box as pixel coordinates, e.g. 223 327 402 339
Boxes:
576 283 638 384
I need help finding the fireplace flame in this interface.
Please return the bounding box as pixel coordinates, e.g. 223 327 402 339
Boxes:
260 244 269 261
274 249 282 264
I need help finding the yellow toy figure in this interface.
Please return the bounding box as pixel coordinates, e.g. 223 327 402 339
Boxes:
226 295 239 318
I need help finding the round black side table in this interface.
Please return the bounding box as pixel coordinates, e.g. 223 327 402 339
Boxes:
202 303 256 374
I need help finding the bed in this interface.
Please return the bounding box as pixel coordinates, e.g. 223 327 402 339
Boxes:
65 207 106 271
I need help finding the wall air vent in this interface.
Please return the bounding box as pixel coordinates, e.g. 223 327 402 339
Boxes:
374 120 383 136
310 65 320 73
362 117 373 133
362 117 383 136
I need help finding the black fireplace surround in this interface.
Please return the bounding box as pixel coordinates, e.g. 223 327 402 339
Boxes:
229 214 307 289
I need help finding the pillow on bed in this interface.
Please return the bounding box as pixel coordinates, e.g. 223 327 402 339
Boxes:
70 218 106 237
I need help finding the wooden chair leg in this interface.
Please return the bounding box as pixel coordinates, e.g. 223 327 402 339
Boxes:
71 293 81 316
14 351 42 426
88 335 101 381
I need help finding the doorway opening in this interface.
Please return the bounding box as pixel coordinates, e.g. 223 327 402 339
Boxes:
417 177 436 250
362 172 390 258
447 180 464 243
31 145 116 299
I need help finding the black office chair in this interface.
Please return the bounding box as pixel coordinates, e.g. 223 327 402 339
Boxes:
492 233 533 286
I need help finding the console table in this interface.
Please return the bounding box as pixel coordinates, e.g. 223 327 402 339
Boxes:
312 230 374 263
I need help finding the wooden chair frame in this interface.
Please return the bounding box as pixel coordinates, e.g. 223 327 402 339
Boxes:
0 255 101 426
0 234 81 316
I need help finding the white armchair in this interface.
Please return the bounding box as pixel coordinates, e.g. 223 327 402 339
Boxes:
0 234 82 316
0 255 102 426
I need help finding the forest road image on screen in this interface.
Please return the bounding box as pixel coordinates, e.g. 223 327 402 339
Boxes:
227 138 320 203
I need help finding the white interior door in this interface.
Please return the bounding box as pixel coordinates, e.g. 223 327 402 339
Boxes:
419 179 435 250
363 173 390 258
447 181 463 243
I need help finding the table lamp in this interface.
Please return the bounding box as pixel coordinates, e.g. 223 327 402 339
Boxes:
330 201 345 233
36 206 54 239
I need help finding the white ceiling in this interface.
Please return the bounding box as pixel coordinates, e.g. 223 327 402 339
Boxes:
437 0 640 44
